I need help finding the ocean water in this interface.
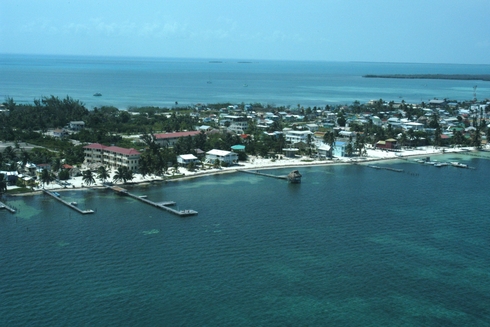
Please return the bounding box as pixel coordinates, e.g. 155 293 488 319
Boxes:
1 54 490 109
1 153 490 326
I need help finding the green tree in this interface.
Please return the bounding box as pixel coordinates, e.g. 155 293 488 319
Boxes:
112 166 133 184
97 166 110 184
40 168 53 188
0 173 7 194
82 170 96 186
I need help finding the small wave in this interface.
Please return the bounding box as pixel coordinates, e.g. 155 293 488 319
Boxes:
142 229 160 235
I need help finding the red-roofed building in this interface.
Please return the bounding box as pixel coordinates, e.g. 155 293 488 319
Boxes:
83 143 141 171
153 131 201 147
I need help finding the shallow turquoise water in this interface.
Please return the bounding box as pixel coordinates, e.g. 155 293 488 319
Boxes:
1 154 490 326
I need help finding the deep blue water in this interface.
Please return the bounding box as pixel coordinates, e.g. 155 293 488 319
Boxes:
1 153 490 326
1 54 490 109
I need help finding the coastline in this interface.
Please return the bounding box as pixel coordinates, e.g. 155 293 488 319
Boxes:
6 146 479 197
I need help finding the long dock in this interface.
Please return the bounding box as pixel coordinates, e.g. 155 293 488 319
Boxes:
367 165 404 173
109 186 197 217
238 169 288 180
43 190 95 214
0 201 16 213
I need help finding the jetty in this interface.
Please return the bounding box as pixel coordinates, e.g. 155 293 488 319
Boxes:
109 186 197 217
238 169 288 180
367 165 404 173
43 190 95 214
0 201 16 213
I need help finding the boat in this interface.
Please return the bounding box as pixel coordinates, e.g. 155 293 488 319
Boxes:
287 170 302 183
53 192 60 197
434 162 448 167
70 202 78 206
93 93 102 97
450 162 468 168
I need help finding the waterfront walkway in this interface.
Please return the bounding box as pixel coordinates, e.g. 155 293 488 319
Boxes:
43 190 95 214
109 186 197 217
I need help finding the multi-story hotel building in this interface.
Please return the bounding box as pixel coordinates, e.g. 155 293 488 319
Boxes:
83 143 141 171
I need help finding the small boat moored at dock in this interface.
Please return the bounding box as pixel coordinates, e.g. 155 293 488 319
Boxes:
451 162 468 168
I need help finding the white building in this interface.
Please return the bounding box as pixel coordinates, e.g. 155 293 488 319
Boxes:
220 115 249 134
177 154 199 166
205 149 238 165
84 143 141 171
285 130 314 144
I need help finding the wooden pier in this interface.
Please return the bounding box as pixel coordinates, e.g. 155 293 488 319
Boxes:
43 190 95 214
367 165 404 173
0 201 16 214
238 169 288 180
109 186 197 217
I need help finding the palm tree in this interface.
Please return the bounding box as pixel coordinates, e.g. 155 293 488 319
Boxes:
112 166 133 184
20 150 30 168
82 170 96 186
113 167 126 184
97 166 110 184
40 168 53 188
51 157 61 174
0 173 7 195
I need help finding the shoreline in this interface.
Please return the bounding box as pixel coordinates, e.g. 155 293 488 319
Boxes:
6 146 480 197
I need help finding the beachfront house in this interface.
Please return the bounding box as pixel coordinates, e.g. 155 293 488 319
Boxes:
317 144 332 158
177 154 199 167
375 138 398 150
332 141 347 157
84 143 141 172
205 149 238 166
153 131 201 147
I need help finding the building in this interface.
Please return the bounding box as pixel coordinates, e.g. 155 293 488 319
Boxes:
84 143 141 171
375 138 398 150
284 130 314 144
205 149 238 165
69 121 85 131
220 115 249 134
177 154 199 166
153 131 201 147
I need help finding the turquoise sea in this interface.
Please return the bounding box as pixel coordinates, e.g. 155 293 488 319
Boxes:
1 153 490 326
1 54 490 109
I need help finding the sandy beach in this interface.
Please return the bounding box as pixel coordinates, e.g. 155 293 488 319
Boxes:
13 145 479 195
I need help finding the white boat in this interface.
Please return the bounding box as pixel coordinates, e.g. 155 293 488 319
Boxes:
450 162 468 168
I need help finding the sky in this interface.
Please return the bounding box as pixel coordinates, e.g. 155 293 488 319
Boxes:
1 0 489 64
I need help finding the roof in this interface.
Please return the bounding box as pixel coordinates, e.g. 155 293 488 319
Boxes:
84 143 107 150
83 143 140 156
207 149 235 156
154 131 200 139
179 154 198 160
104 146 141 156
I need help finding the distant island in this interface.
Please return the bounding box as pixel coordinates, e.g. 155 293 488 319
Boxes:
363 74 490 82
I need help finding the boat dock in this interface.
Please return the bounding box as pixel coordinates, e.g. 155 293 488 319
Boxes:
43 190 95 214
0 201 16 213
238 169 288 180
367 165 404 173
109 186 197 217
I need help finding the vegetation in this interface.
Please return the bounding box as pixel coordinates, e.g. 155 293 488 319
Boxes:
1 94 489 194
